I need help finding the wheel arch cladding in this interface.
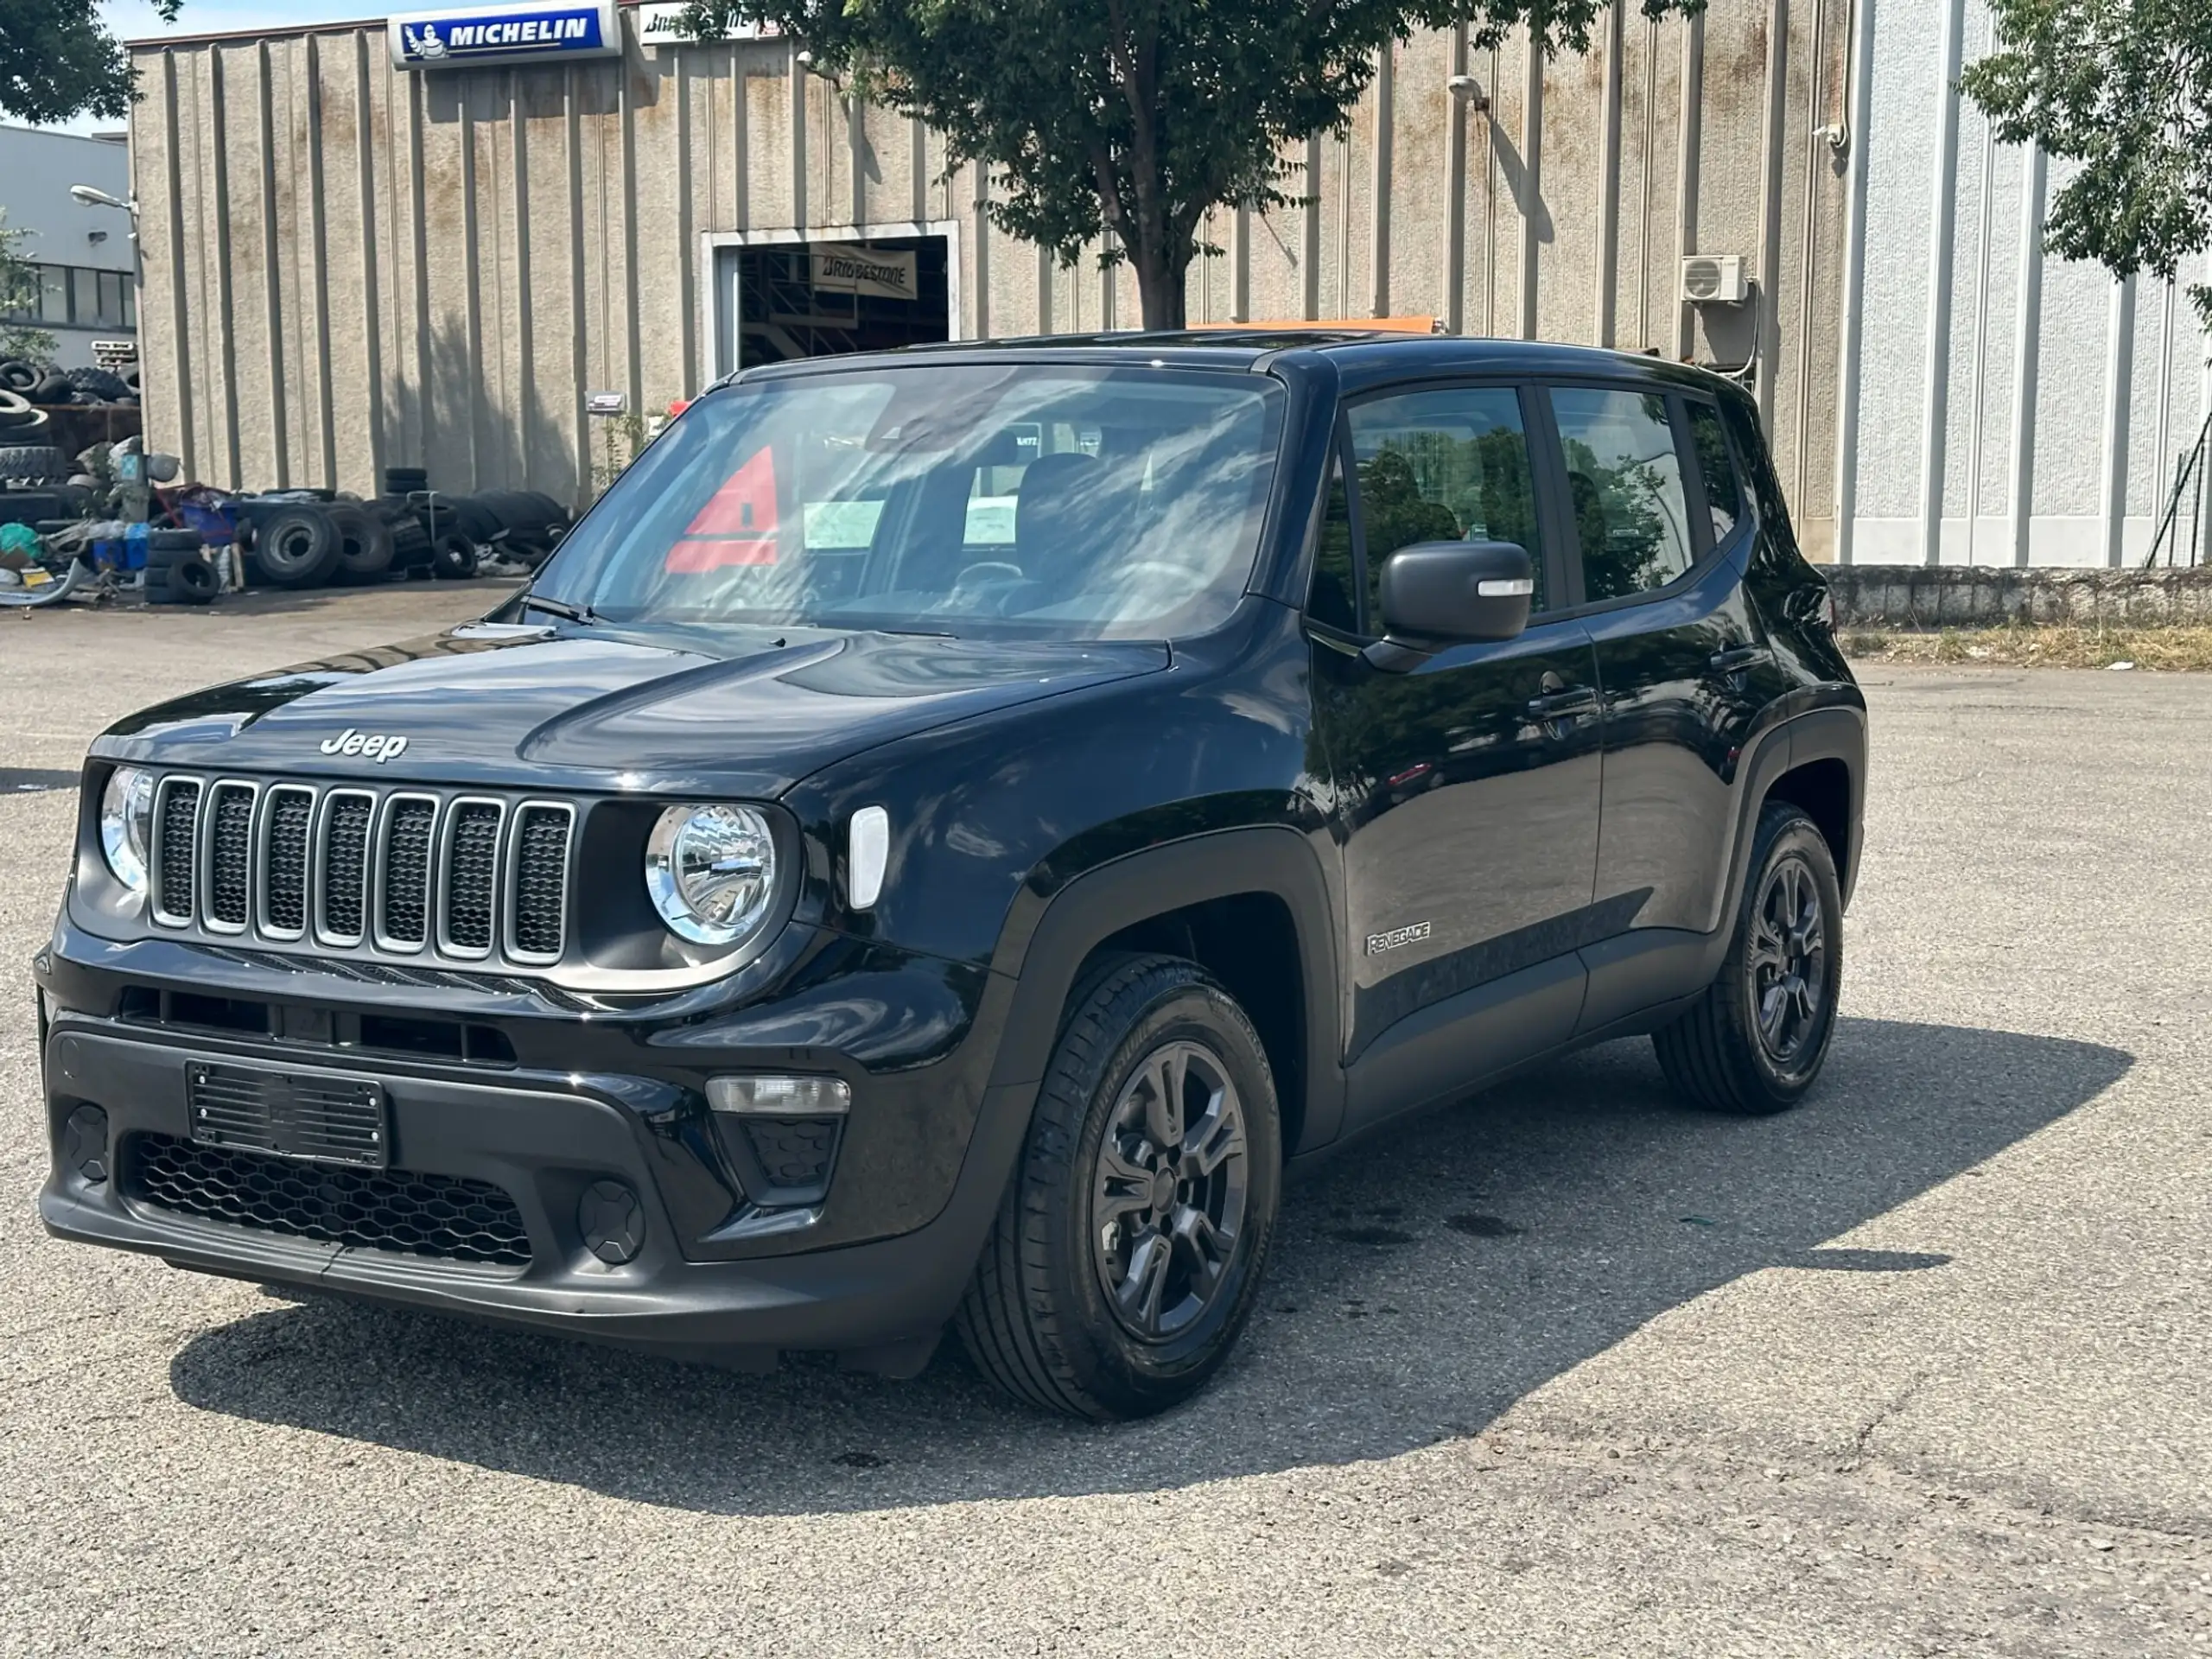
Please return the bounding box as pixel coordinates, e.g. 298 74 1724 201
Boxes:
1765 756 1854 896
985 829 1345 1158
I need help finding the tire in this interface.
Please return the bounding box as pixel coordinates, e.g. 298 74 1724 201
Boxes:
1653 802 1844 1115
0 444 67 484
147 552 220 603
955 954 1283 1420
31 375 72 406
429 530 479 579
0 387 37 427
252 505 340 588
327 500 394 579
120 364 143 396
446 495 504 545
65 365 130 403
382 466 429 495
0 359 36 394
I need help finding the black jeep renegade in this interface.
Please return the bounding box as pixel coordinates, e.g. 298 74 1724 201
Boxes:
38 333 1864 1420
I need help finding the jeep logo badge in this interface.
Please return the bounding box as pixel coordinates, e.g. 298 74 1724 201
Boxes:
318 728 410 763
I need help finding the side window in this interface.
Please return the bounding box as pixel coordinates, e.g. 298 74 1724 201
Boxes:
1685 401 1743 544
1552 387 1696 602
1345 387 1543 621
1306 453 1359 632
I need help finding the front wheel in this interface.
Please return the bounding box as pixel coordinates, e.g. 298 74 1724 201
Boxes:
1654 802 1843 1114
956 955 1281 1420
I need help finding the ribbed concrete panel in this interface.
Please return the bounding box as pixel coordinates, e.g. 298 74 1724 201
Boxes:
130 2 1851 537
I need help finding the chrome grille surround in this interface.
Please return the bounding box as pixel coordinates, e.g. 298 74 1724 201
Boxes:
131 774 575 974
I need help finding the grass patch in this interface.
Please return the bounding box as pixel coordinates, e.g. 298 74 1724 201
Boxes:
1839 623 2212 671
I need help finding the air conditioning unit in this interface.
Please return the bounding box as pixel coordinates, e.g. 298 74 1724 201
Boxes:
1681 254 1750 305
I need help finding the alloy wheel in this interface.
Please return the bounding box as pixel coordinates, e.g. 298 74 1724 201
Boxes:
1090 1039 1249 1342
1747 853 1827 1065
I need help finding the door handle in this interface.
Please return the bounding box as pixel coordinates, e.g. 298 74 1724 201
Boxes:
1707 645 1774 677
1527 685 1600 720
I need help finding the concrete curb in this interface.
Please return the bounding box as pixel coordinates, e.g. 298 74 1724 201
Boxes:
1826 566 2212 629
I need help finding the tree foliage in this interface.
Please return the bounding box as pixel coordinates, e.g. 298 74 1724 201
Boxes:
1961 0 2212 332
0 212 56 364
0 0 181 125
674 0 1704 328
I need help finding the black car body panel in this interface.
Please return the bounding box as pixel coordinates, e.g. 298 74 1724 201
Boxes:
36 332 1865 1371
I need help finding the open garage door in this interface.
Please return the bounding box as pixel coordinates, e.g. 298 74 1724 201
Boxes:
712 231 952 375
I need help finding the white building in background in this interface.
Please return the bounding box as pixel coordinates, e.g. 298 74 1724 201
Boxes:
0 124 139 370
1837 0 2210 568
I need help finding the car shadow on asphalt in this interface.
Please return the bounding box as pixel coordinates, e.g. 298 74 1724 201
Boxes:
166 1016 2129 1515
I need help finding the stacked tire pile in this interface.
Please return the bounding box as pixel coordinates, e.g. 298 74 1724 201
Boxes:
239 468 569 591
0 385 69 492
142 527 219 607
0 359 141 409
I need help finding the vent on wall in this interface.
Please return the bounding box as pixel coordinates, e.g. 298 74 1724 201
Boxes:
1681 255 1750 305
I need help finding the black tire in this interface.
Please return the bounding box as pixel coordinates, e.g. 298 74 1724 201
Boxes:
1653 802 1844 1115
327 500 395 579
0 444 67 484
446 496 504 545
382 466 429 495
252 505 340 588
0 387 37 427
154 552 220 603
120 364 143 395
0 359 36 394
65 365 130 403
428 530 479 579
31 374 71 406
956 954 1283 1420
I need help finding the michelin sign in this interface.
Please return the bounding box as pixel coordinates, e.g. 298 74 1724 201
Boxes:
389 0 620 67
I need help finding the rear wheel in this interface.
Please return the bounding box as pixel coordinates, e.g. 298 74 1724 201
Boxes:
956 955 1281 1420
1653 802 1843 1114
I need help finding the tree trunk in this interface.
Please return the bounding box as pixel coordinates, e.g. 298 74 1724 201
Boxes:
1132 240 1187 331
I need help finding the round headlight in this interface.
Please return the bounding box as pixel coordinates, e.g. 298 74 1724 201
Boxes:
99 766 155 893
645 804 777 945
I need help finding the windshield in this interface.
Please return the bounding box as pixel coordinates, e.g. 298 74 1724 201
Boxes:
534 363 1287 640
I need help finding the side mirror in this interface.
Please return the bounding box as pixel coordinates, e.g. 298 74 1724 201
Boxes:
1373 539 1534 660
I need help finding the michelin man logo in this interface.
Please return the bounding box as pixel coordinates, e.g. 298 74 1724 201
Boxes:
403 22 448 60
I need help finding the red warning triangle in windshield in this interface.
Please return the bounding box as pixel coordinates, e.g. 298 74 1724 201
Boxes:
668 446 779 570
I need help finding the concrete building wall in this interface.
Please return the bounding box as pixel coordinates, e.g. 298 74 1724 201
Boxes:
128 2 1852 533
1841 0 2212 568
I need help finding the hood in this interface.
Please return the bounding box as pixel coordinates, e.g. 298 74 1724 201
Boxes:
91 621 1170 796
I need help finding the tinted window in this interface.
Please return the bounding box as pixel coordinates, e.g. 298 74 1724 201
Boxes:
1306 454 1358 632
1553 387 1694 602
1345 387 1542 619
1686 401 1742 543
538 365 1286 641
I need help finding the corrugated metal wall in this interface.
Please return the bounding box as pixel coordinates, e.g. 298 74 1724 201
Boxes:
129 0 1850 548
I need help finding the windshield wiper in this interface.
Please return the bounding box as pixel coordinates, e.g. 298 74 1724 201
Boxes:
520 592 601 626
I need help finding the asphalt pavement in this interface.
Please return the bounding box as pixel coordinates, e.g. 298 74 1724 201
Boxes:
1 588 2206 1655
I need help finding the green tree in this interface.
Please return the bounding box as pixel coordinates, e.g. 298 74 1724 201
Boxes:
1961 0 2212 331
674 0 1703 331
0 212 55 364
0 0 181 125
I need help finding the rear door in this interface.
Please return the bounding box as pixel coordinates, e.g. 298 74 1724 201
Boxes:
1543 384 1787 1027
1306 383 1603 1127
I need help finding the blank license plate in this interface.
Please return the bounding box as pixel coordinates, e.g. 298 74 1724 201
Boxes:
186 1060 391 1169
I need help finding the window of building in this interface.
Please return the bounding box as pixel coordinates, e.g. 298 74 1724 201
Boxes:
0 262 138 331
1552 387 1695 602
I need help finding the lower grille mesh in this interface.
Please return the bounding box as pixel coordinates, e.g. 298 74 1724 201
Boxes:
126 1133 532 1268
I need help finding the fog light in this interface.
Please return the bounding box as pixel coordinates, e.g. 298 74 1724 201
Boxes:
576 1179 644 1264
707 1075 850 1116
707 1075 849 1206
61 1103 108 1185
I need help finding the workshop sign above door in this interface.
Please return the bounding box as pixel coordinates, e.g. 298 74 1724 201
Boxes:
388 0 620 67
811 249 920 302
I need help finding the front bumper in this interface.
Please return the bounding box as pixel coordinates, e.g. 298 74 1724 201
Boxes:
37 1021 1032 1367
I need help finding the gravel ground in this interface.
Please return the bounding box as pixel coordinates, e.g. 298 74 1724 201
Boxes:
1 589 2207 1656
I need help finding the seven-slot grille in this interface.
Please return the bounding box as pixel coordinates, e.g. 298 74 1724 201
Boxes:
149 776 574 969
